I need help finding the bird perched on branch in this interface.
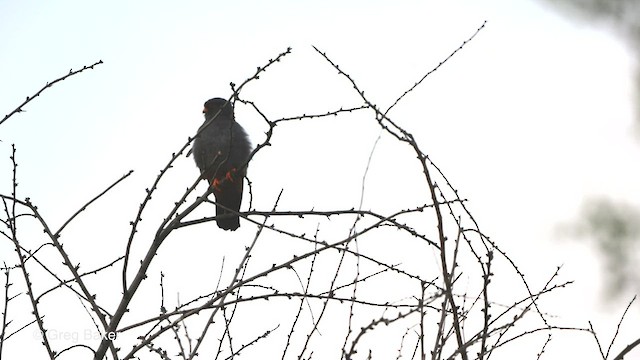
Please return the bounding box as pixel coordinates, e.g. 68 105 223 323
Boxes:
193 98 252 231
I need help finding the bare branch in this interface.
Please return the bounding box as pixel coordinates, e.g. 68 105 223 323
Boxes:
0 60 103 127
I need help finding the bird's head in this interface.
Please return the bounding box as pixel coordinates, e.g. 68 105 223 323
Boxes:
203 98 234 120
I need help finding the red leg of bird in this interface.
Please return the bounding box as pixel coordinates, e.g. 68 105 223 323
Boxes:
211 178 222 192
225 168 237 182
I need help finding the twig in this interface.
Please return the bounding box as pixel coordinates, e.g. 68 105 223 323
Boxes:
0 264 12 359
55 170 133 236
5 146 55 359
1 60 103 127
605 295 636 358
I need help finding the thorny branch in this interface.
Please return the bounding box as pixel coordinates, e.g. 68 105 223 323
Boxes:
0 60 103 127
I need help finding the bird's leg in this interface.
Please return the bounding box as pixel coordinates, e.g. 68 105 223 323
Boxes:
211 178 222 192
225 168 237 182
210 169 237 191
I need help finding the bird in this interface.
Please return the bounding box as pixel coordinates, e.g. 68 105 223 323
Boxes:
192 98 252 231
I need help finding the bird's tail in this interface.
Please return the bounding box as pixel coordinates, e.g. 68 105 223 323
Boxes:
216 205 240 231
213 177 243 231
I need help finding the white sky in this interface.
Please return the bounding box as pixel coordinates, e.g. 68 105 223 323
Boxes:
1 0 639 359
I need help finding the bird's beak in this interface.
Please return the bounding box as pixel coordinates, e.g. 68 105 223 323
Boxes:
202 107 207 114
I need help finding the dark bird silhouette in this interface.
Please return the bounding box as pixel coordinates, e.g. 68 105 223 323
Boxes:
192 98 252 230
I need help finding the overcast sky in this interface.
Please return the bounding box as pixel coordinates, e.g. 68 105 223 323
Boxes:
1 1 639 358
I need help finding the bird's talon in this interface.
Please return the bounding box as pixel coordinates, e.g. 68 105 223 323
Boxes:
225 168 237 182
211 178 222 191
